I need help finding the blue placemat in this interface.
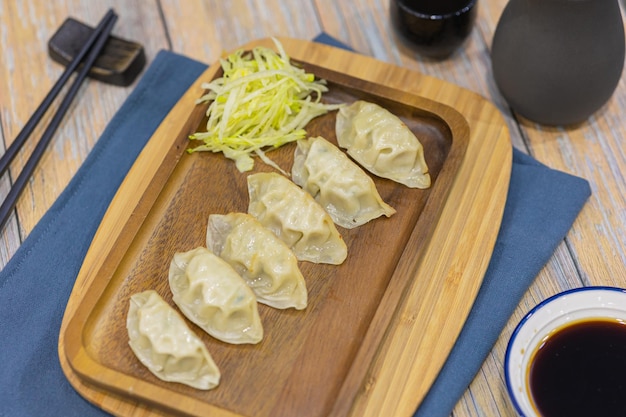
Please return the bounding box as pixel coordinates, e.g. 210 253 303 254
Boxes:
0 35 591 417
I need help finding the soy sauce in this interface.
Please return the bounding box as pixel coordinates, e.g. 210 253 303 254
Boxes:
529 319 626 417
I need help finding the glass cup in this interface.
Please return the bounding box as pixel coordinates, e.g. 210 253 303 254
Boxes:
389 0 478 59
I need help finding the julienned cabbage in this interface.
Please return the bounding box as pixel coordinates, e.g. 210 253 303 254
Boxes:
188 38 342 173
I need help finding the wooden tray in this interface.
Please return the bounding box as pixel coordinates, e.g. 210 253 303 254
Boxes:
59 38 512 417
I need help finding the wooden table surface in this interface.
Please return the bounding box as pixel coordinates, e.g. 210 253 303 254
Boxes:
1 1 625 416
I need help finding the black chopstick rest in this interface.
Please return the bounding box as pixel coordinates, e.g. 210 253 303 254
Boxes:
48 17 145 87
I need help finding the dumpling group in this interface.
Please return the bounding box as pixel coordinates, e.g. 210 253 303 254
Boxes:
335 100 431 189
126 98 431 392
127 188 319 386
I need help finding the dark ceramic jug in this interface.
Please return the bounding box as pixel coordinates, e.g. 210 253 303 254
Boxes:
491 0 625 126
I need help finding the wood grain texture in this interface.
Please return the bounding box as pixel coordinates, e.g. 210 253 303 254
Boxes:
58 38 510 417
2 1 626 416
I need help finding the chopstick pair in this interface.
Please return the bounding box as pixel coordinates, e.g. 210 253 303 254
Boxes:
0 9 118 231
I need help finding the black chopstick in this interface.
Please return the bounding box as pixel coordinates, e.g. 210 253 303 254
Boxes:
0 9 118 231
0 9 116 179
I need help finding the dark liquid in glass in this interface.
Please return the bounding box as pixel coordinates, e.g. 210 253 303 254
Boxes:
399 0 473 15
529 319 626 417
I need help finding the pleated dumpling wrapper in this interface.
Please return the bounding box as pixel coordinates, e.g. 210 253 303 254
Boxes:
292 136 396 228
247 172 347 265
207 212 308 310
126 290 220 390
335 100 431 189
169 247 263 345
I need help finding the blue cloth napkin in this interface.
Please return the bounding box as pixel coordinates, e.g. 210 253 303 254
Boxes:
0 35 591 417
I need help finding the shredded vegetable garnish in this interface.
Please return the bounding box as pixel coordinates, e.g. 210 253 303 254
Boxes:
188 38 342 173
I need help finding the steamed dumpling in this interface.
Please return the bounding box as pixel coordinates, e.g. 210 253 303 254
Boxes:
126 290 220 390
335 100 431 189
168 247 263 345
292 136 396 228
207 212 308 310
247 172 347 265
